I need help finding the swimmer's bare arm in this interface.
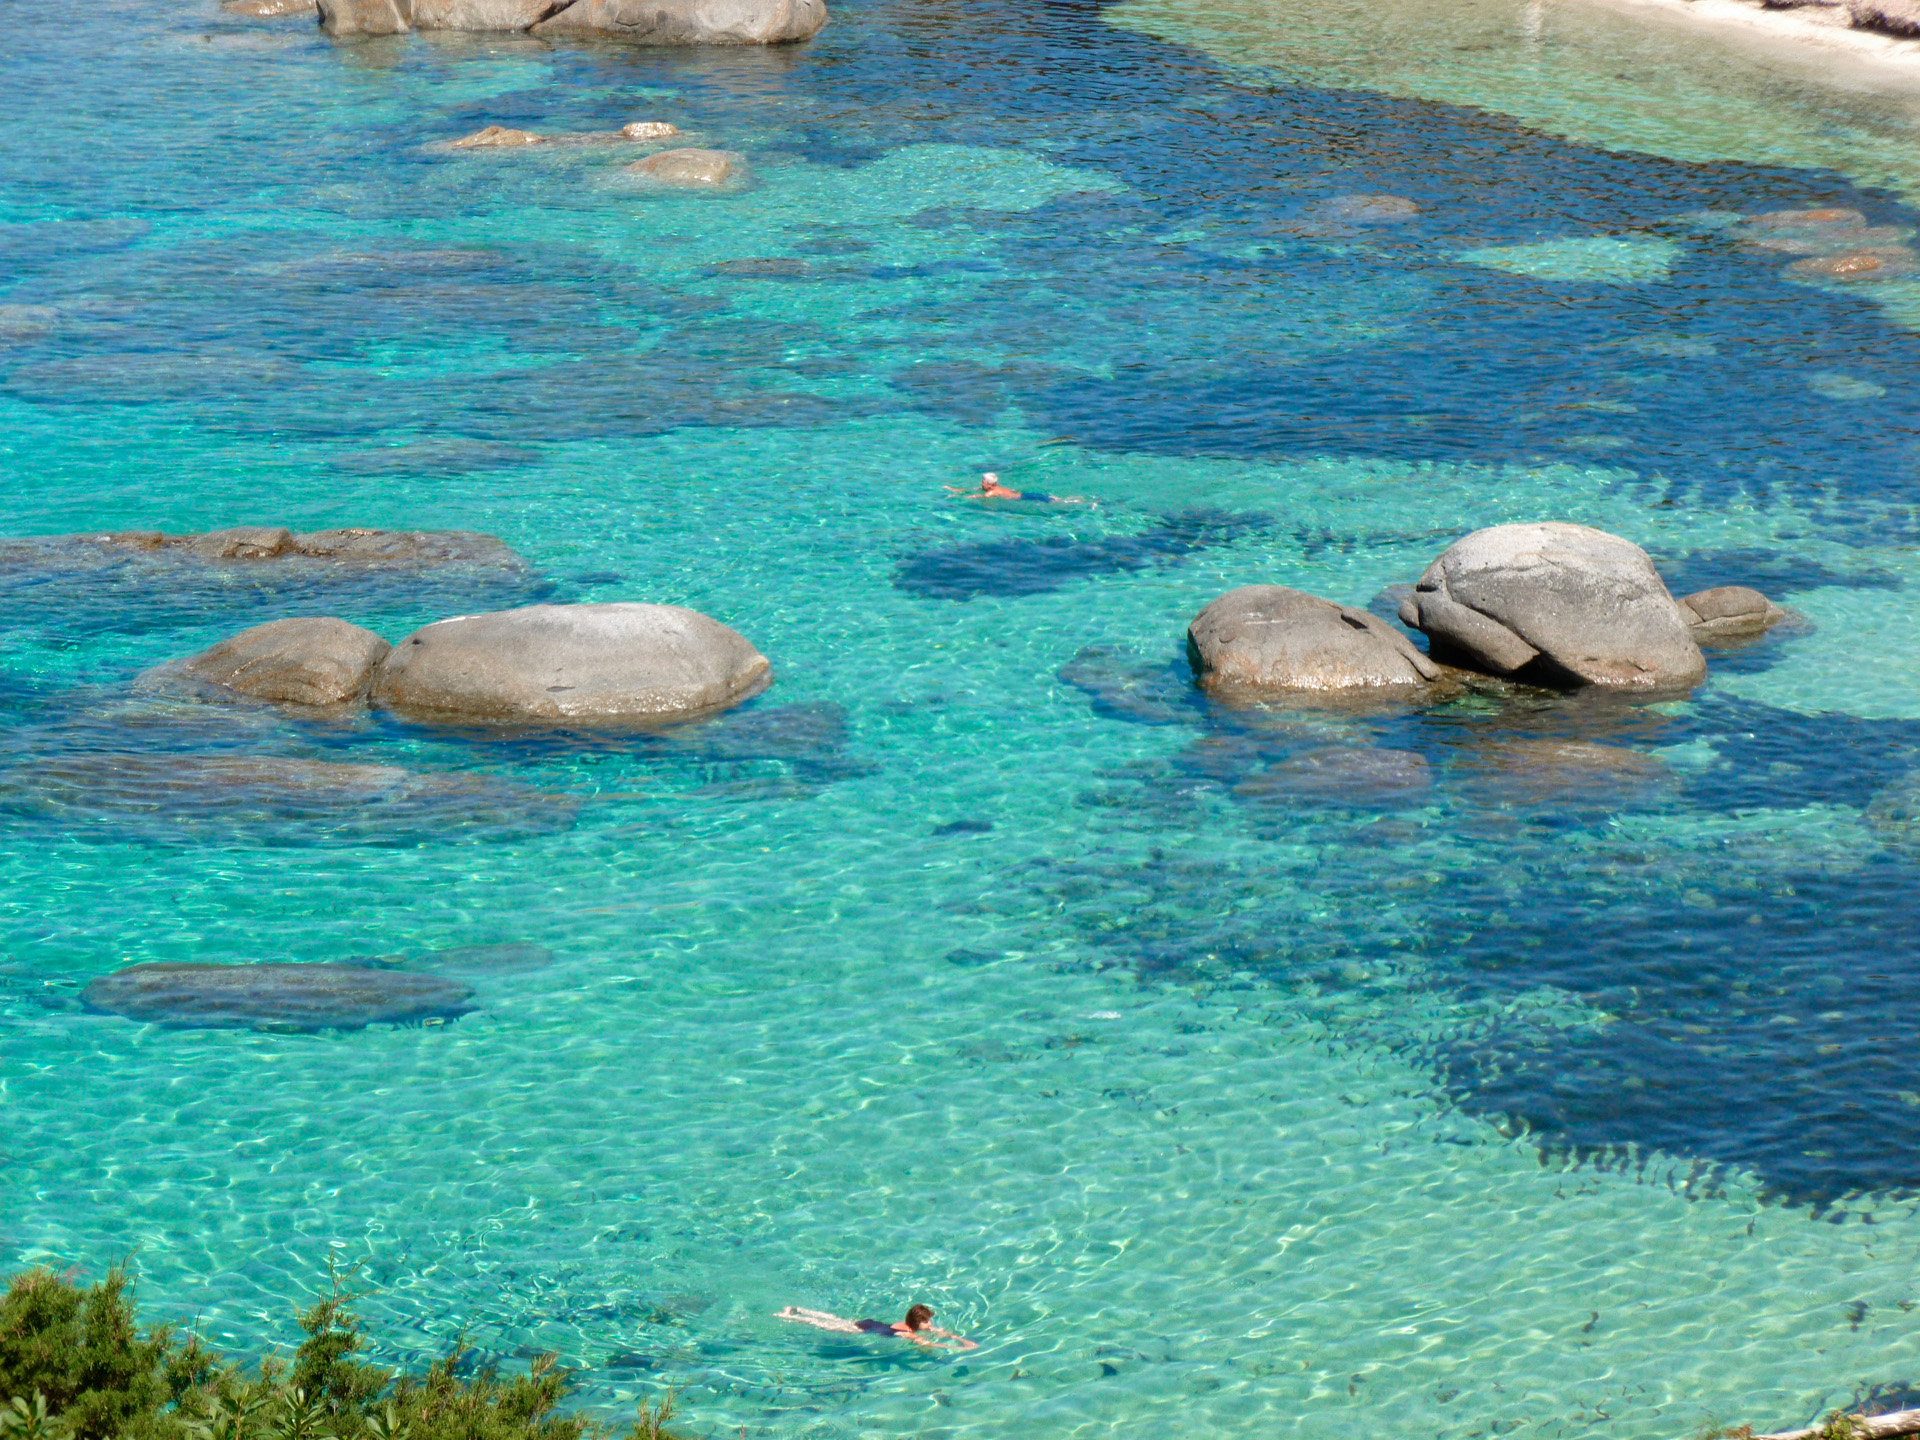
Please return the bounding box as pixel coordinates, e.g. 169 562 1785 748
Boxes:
923 1327 977 1350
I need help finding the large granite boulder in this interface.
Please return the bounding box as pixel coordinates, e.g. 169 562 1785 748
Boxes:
1851 0 1920 34
1675 586 1788 642
317 0 411 33
177 617 392 706
414 0 563 26
1188 585 1441 694
1398 523 1705 689
532 0 826 43
83 962 473 1031
370 602 771 725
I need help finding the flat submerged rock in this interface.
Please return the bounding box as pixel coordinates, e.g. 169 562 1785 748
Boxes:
83 962 474 1031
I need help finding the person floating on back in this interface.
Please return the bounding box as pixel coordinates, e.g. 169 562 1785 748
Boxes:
945 472 1086 506
776 1303 977 1350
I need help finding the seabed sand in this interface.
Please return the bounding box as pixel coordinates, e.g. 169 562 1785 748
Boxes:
1106 0 1920 198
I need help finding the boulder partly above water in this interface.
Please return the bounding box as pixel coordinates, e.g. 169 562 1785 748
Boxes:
532 0 826 42
1398 523 1706 689
1187 585 1443 696
1675 585 1789 642
370 602 771 726
82 962 473 1031
175 617 392 707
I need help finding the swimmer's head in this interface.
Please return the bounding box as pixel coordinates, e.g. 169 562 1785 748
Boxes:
981 473 999 486
904 1304 934 1330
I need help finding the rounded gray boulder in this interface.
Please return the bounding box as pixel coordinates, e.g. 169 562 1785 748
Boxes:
1677 585 1788 641
370 601 771 725
1188 585 1442 694
1398 523 1705 689
531 0 825 41
178 616 392 706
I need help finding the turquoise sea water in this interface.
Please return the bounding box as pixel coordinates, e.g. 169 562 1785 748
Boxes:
9 1 1920 1437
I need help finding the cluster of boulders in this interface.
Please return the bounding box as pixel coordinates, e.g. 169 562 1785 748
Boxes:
1760 0 1920 41
299 0 826 43
441 119 740 187
166 601 772 725
1187 522 1786 700
1736 207 1917 284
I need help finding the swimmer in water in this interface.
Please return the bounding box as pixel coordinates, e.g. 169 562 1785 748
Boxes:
945 473 1086 506
776 1304 977 1350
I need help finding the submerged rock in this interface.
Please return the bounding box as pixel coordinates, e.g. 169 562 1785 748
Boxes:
1675 586 1789 642
1399 523 1705 689
1188 585 1442 695
629 149 736 186
1059 646 1194 726
1 755 578 844
1867 770 1920 853
665 701 847 761
1233 747 1433 807
451 125 543 148
1788 248 1918 281
175 617 392 707
371 602 771 726
83 962 473 1031
17 526 525 568
532 0 826 43
1322 194 1421 223
1449 737 1669 804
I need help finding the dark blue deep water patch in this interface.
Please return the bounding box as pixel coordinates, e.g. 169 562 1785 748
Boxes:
895 509 1268 599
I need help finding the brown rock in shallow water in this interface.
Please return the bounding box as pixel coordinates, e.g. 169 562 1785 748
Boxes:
630 148 735 185
1788 248 1917 280
1451 737 1668 804
83 962 473 1031
451 125 543 149
1188 585 1442 695
1676 585 1788 641
177 617 392 706
187 526 295 560
1234 747 1433 807
621 121 679 139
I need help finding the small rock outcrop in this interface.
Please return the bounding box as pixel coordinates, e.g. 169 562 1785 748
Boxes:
1398 523 1706 689
1787 248 1916 281
1187 585 1443 694
371 602 771 725
1676 586 1788 641
177 617 392 706
451 125 543 149
83 962 474 1031
622 121 679 138
629 149 736 185
533 0 825 42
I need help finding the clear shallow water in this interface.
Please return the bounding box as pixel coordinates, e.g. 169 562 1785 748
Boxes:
7 0 1920 1437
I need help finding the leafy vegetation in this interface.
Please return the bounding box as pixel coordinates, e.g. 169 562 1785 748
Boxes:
0 1267 677 1440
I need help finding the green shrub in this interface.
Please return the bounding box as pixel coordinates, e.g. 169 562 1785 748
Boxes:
0 1268 675 1440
